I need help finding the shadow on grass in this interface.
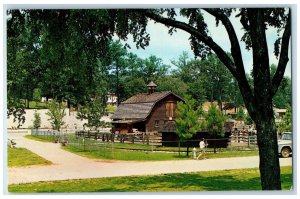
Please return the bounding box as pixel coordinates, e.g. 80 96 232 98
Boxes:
93 172 292 192
9 168 292 193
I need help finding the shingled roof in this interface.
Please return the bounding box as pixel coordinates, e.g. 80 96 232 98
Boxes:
112 91 183 120
123 91 172 104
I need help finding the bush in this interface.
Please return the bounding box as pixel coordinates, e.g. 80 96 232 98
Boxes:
33 110 41 129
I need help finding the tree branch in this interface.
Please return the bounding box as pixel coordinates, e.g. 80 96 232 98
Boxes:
203 9 246 78
271 10 291 97
142 10 238 78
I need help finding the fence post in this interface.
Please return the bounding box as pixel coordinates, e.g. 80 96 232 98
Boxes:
248 136 250 147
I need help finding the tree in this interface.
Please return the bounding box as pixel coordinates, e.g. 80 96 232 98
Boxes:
236 107 246 121
33 110 41 130
110 8 290 190
270 64 292 109
175 95 204 156
76 98 108 130
46 99 66 131
156 76 188 97
205 103 226 153
200 54 233 110
140 55 168 83
278 105 292 133
172 53 234 108
7 10 116 115
33 88 42 106
122 77 147 100
245 112 254 125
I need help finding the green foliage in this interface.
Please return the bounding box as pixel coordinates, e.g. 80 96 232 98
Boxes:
175 95 204 141
278 106 292 133
106 105 117 113
236 107 246 121
7 97 26 128
205 103 226 138
141 55 168 83
121 77 147 101
172 53 234 107
156 76 188 97
33 110 41 129
245 112 254 125
46 99 66 131
76 98 108 130
32 88 42 102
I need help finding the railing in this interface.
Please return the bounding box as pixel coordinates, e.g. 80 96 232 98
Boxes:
229 135 257 147
75 130 162 145
31 129 68 143
30 130 258 159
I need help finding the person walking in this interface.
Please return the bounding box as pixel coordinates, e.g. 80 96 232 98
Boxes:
197 138 207 160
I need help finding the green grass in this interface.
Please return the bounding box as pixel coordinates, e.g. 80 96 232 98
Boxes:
25 135 56 143
25 134 259 161
63 145 191 161
63 144 258 161
8 147 52 167
28 101 48 109
106 105 117 112
8 166 292 192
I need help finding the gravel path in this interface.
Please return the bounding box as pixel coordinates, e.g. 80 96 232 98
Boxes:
7 133 292 185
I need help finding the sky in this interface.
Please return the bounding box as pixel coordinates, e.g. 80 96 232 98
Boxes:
118 9 292 77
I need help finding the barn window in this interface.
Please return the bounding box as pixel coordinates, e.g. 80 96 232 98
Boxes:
166 101 175 119
155 120 159 127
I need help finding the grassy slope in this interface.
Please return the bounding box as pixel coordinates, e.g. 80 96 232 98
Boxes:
8 166 292 192
8 147 52 167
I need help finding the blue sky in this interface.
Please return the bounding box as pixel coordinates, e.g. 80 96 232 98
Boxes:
118 9 291 77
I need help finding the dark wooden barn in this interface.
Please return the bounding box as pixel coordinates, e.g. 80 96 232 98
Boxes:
111 81 184 135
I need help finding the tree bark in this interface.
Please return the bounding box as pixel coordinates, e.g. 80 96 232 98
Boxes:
247 9 281 190
255 107 281 190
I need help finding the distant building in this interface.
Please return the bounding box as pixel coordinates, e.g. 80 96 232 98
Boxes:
106 93 118 106
274 108 287 119
111 81 184 134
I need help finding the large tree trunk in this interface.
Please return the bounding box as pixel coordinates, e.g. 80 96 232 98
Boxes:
247 9 282 190
255 106 281 190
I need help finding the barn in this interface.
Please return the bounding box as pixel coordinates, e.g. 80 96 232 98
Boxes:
111 81 184 136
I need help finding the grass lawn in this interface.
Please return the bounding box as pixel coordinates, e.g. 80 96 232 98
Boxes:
63 145 191 161
62 144 258 161
27 101 48 109
8 147 52 167
25 134 259 161
25 135 55 143
8 166 292 192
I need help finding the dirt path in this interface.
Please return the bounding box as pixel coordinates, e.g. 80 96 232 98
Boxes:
7 133 292 185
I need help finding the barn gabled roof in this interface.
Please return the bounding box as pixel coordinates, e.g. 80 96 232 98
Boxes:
111 91 184 120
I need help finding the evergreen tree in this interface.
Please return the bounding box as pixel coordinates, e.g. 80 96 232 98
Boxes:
205 104 226 153
175 95 204 156
33 110 41 130
236 107 246 121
